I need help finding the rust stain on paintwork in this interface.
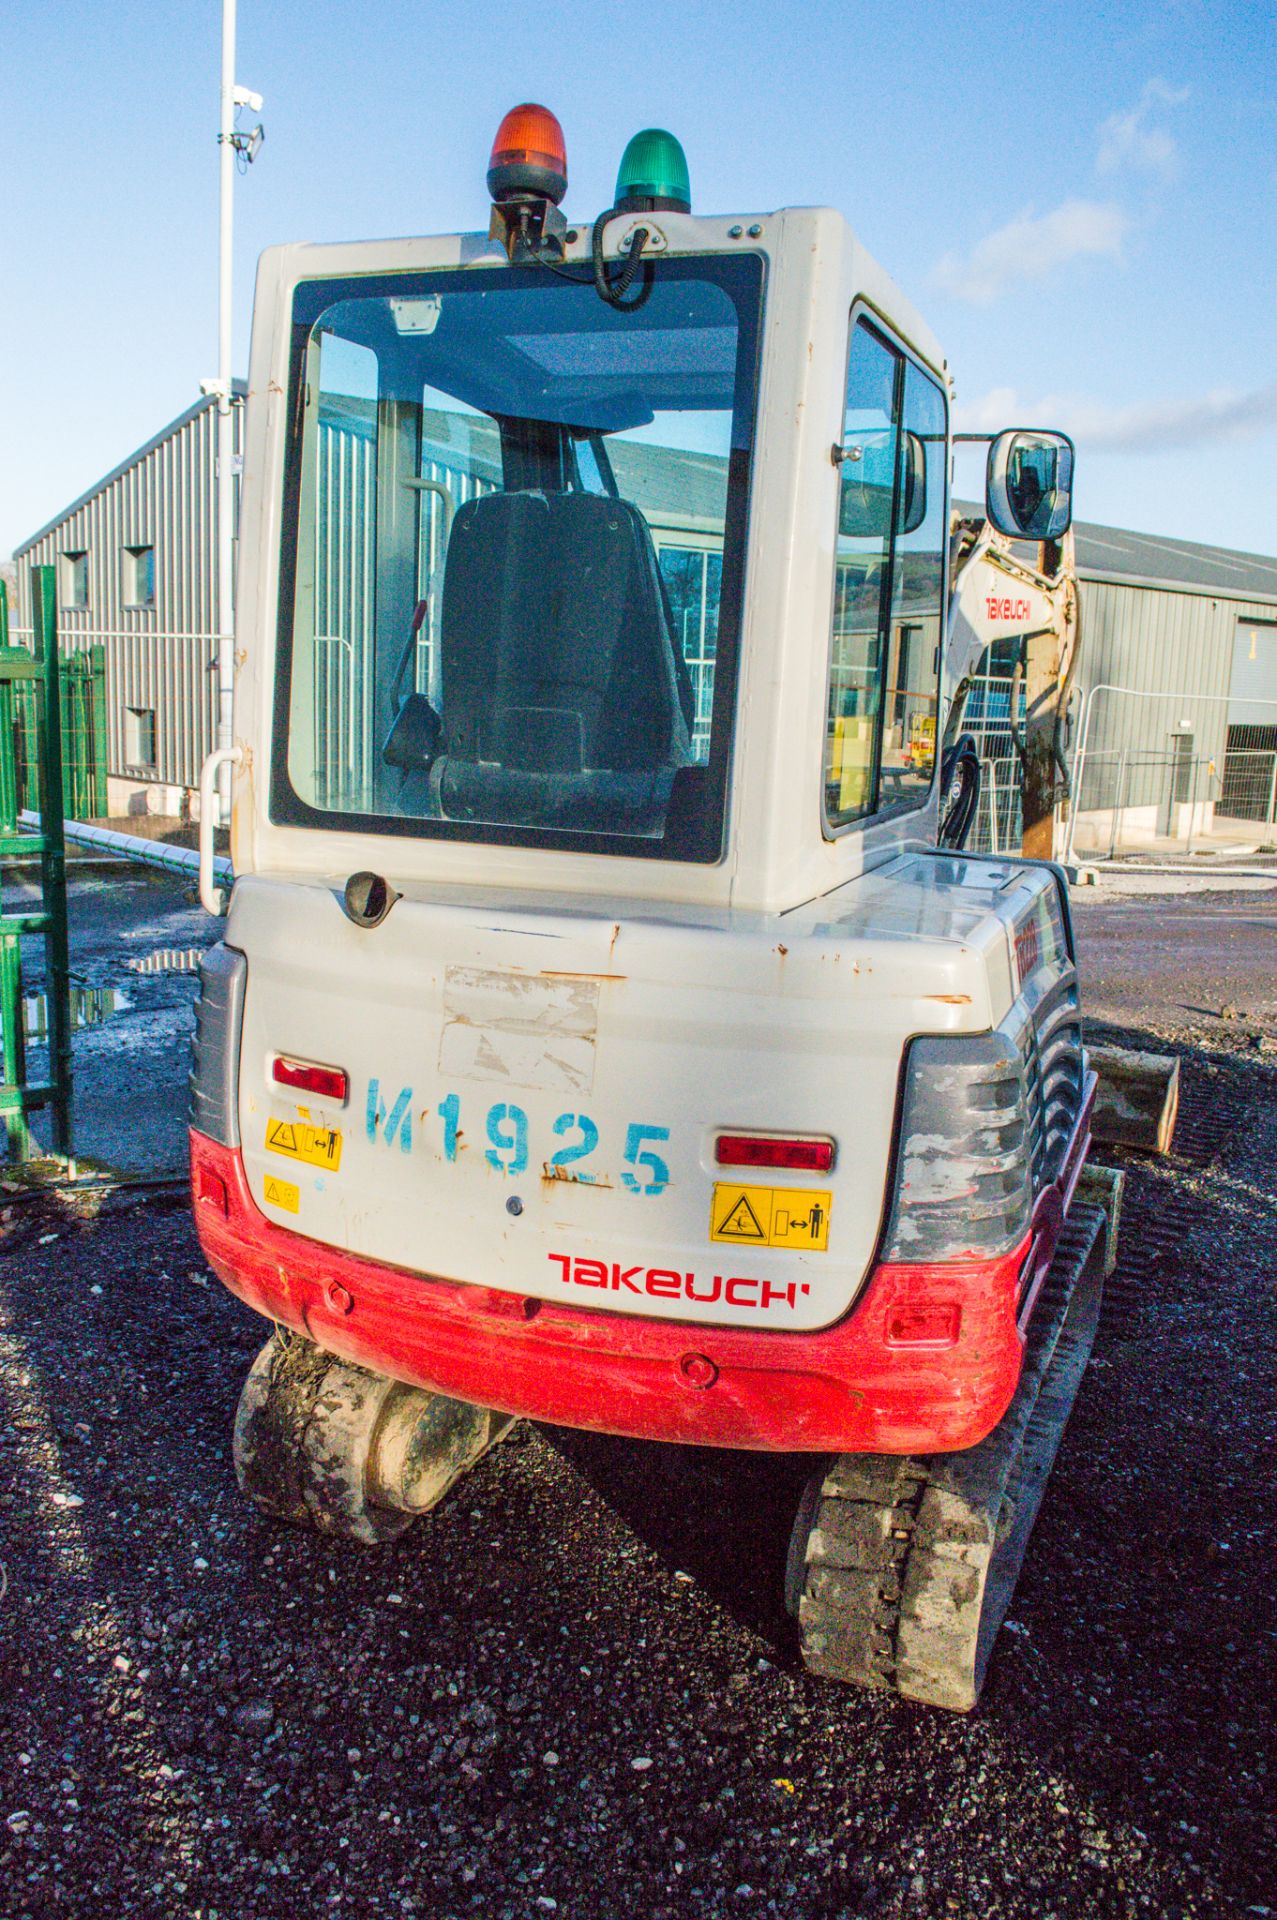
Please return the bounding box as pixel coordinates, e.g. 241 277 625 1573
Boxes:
927 994 973 1006
539 970 626 982
540 1163 614 1189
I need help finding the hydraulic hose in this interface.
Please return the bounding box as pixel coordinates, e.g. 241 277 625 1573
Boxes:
939 733 981 850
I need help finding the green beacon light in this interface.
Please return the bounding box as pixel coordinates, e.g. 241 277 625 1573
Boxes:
614 128 691 214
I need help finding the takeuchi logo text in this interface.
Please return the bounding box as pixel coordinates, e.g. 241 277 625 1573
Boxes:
986 595 1033 622
548 1254 811 1310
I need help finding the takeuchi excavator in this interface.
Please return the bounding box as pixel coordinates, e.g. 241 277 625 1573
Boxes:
190 105 1104 1711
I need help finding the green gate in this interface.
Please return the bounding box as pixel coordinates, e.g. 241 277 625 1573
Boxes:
12 644 108 822
0 569 72 1160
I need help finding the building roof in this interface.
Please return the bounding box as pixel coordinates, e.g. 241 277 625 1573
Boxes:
14 382 248 558
956 497 1277 606
1071 518 1277 605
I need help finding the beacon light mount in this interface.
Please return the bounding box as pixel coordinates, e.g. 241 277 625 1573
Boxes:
487 102 570 261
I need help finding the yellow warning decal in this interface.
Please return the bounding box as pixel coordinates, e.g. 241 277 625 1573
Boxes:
263 1174 300 1214
710 1183 831 1252
265 1117 342 1171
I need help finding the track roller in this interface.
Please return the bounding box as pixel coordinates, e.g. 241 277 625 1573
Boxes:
787 1204 1106 1711
233 1332 517 1545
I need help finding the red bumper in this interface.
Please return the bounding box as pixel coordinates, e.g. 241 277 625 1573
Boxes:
190 1111 1088 1455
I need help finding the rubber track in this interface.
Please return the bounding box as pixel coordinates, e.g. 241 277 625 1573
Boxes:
792 1204 1106 1711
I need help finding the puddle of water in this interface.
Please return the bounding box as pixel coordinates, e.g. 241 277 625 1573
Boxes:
22 987 134 1041
127 946 205 976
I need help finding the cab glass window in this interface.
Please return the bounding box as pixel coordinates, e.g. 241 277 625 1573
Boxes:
823 319 947 830
273 256 762 863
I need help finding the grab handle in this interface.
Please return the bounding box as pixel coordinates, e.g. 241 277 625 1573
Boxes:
198 746 242 916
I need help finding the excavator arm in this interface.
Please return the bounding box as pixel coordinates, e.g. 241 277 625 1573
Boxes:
944 517 1080 859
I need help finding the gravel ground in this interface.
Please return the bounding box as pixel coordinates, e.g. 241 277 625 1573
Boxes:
0 894 1273 1920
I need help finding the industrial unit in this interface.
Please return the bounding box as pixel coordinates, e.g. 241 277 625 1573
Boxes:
12 391 1277 849
12 389 246 816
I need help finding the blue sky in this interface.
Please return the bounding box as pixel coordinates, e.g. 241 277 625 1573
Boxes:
2 0 1274 559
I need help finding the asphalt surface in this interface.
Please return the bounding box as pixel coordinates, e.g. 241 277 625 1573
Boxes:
14 863 213 1177
1072 885 1277 1036
0 875 1273 1919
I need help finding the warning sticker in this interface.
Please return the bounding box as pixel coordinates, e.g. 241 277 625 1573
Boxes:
266 1117 342 1171
263 1174 300 1214
710 1183 831 1252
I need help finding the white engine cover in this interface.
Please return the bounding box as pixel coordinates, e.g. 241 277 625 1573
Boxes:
226 853 1042 1334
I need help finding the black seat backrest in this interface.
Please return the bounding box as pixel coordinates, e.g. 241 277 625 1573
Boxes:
438 489 689 775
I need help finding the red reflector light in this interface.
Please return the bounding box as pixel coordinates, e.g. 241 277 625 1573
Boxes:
885 1304 961 1349
714 1134 834 1173
271 1056 349 1103
194 1165 229 1216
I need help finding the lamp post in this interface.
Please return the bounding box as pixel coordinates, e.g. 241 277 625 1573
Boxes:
209 0 263 821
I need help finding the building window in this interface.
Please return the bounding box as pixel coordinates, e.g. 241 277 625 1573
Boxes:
123 545 155 609
125 707 157 770
61 550 89 610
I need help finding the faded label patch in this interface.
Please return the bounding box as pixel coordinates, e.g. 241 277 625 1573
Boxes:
262 1174 300 1213
439 967 600 1094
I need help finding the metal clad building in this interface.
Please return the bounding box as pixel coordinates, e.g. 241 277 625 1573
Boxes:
13 393 1277 843
13 390 245 808
1069 524 1277 847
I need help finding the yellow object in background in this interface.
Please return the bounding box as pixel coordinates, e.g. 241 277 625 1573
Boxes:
831 715 873 813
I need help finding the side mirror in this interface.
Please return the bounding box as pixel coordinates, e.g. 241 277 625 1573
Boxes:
838 430 927 539
986 429 1074 540
897 431 927 536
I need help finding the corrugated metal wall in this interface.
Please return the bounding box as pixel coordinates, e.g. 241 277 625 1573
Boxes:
14 397 243 795
1071 578 1277 814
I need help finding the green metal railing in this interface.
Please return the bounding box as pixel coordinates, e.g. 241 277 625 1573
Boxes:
11 643 107 821
0 570 72 1159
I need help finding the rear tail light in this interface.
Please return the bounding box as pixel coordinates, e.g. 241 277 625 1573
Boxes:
881 1032 1031 1263
715 1134 834 1173
271 1056 349 1104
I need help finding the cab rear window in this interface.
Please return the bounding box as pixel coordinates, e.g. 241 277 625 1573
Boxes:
271 256 763 863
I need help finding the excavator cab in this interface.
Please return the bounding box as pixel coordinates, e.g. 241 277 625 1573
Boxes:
191 107 1104 1712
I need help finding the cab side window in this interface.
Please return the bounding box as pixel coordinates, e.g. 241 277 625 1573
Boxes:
823 318 947 830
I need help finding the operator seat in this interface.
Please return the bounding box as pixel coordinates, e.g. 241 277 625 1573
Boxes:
441 489 688 771
425 488 693 827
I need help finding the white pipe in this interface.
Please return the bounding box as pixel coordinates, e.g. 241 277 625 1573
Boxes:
216 0 237 820
19 811 232 884
1086 864 1277 880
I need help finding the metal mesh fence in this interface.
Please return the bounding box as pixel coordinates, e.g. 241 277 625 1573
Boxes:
956 673 1023 855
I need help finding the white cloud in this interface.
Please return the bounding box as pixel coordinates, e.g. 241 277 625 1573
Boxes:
933 200 1128 305
956 382 1277 453
1096 80 1189 183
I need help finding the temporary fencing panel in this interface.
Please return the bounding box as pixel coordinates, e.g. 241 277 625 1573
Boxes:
1066 685 1277 863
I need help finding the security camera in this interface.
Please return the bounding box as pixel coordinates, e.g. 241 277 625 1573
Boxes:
233 85 264 113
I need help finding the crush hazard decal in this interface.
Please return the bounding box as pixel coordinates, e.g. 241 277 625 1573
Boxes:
266 1117 343 1171
710 1183 831 1251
